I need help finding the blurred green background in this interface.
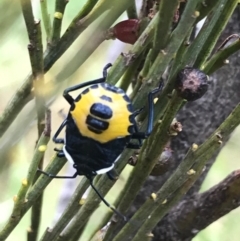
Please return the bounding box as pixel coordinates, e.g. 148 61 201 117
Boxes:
0 1 240 241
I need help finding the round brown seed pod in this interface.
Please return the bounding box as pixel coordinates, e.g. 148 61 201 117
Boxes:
112 19 140 44
175 67 209 101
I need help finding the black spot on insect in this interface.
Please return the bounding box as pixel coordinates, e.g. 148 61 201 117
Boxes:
102 83 124 94
90 103 112 119
100 95 112 102
128 125 135 134
90 84 99 89
129 114 135 124
70 103 76 111
86 115 109 131
127 104 134 113
75 94 82 102
122 94 131 103
82 88 89 95
87 126 102 134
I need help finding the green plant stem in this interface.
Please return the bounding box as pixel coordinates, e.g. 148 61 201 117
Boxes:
69 225 87 241
113 103 240 241
51 0 68 44
103 92 184 241
153 0 238 127
106 12 159 85
203 38 240 74
27 111 50 241
194 0 238 68
56 176 119 241
119 91 183 212
130 48 152 100
169 0 228 80
196 0 221 22
55 0 133 83
119 51 145 91
20 2 46 239
151 0 179 62
0 155 67 241
126 0 138 19
0 0 98 139
39 177 89 241
12 113 51 210
111 144 199 241
40 0 51 40
132 0 202 112
130 168 203 241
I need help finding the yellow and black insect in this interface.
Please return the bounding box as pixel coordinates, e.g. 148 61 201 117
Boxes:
38 63 163 220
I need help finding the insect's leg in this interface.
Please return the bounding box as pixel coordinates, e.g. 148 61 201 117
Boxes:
107 168 119 181
53 119 68 144
37 169 78 178
88 177 128 222
54 148 65 157
63 63 112 105
131 80 164 139
126 122 143 149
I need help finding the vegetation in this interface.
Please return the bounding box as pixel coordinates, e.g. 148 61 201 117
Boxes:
0 0 240 241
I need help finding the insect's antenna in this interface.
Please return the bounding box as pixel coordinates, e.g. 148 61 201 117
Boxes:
88 179 128 222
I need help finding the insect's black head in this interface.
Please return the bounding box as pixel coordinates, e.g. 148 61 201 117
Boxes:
73 163 96 179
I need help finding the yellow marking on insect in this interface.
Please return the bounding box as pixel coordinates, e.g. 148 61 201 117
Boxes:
38 145 47 152
71 85 133 143
54 12 63 19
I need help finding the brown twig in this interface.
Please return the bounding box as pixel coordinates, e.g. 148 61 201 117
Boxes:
154 169 240 240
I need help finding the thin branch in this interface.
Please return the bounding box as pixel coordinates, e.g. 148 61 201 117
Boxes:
126 0 138 19
151 0 179 62
39 177 89 241
51 0 68 44
194 0 238 68
157 169 240 240
0 0 98 138
0 111 51 241
40 0 52 40
20 0 46 238
106 12 159 86
132 0 202 115
203 36 240 74
103 92 185 241
56 176 119 241
119 49 146 92
0 153 67 240
131 166 202 241
112 103 240 241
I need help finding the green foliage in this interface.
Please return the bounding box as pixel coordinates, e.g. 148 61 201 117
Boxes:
0 0 240 241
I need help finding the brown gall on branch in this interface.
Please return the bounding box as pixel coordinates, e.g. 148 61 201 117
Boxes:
150 147 173 176
175 67 209 101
